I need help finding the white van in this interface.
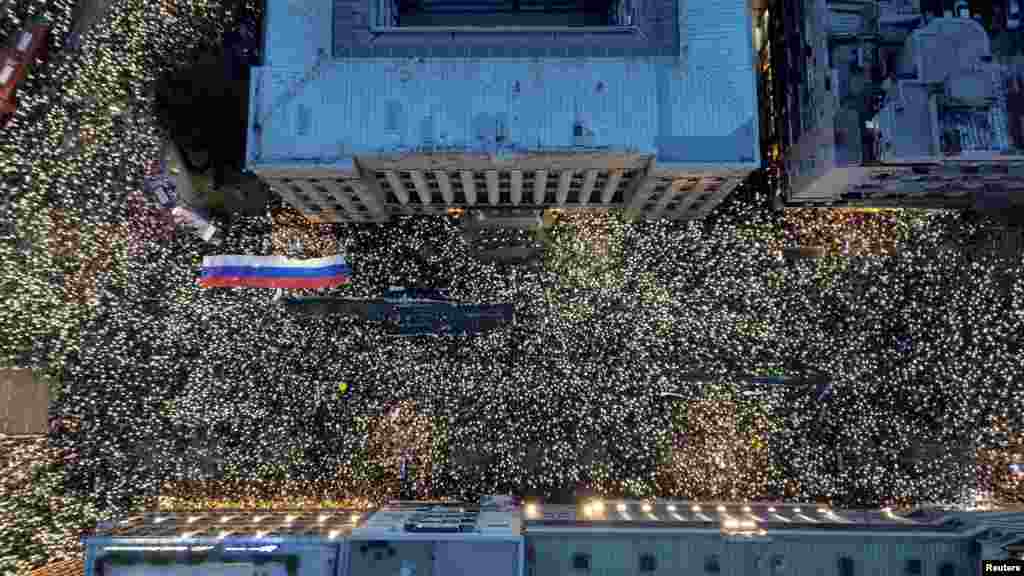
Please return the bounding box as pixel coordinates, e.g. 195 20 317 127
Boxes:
172 205 222 245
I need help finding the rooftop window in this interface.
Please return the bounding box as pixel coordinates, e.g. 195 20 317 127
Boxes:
376 0 635 28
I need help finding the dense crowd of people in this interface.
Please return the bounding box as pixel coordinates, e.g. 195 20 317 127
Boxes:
36 203 1024 513
1 0 1024 572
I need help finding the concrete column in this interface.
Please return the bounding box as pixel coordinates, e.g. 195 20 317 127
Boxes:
291 179 341 221
384 171 409 205
533 170 548 204
624 157 658 210
556 170 573 205
434 170 454 204
349 180 388 220
928 94 942 156
579 169 599 205
410 170 431 204
486 170 500 205
666 179 707 219
510 170 523 205
650 179 686 218
600 169 624 204
320 179 362 221
461 171 477 205
626 175 660 212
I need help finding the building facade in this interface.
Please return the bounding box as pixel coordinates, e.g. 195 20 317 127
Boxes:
82 500 1024 576
523 501 1008 576
761 0 1024 211
246 0 761 223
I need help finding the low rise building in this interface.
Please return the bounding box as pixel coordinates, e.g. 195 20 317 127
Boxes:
762 0 1024 212
81 500 1024 576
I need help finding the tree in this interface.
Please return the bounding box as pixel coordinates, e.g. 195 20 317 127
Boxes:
152 50 247 190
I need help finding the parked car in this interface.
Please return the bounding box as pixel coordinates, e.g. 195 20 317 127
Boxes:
0 21 50 128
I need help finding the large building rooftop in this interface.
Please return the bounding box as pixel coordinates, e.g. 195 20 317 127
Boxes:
249 0 759 171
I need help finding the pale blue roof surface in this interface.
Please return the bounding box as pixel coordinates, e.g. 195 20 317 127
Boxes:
262 0 333 69
250 0 759 169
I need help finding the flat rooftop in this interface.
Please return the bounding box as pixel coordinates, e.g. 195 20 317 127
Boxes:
525 502 970 533
249 0 759 171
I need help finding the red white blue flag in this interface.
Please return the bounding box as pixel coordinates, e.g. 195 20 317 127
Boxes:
199 255 352 289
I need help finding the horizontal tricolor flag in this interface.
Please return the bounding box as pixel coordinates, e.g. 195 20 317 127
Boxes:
199 255 352 289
